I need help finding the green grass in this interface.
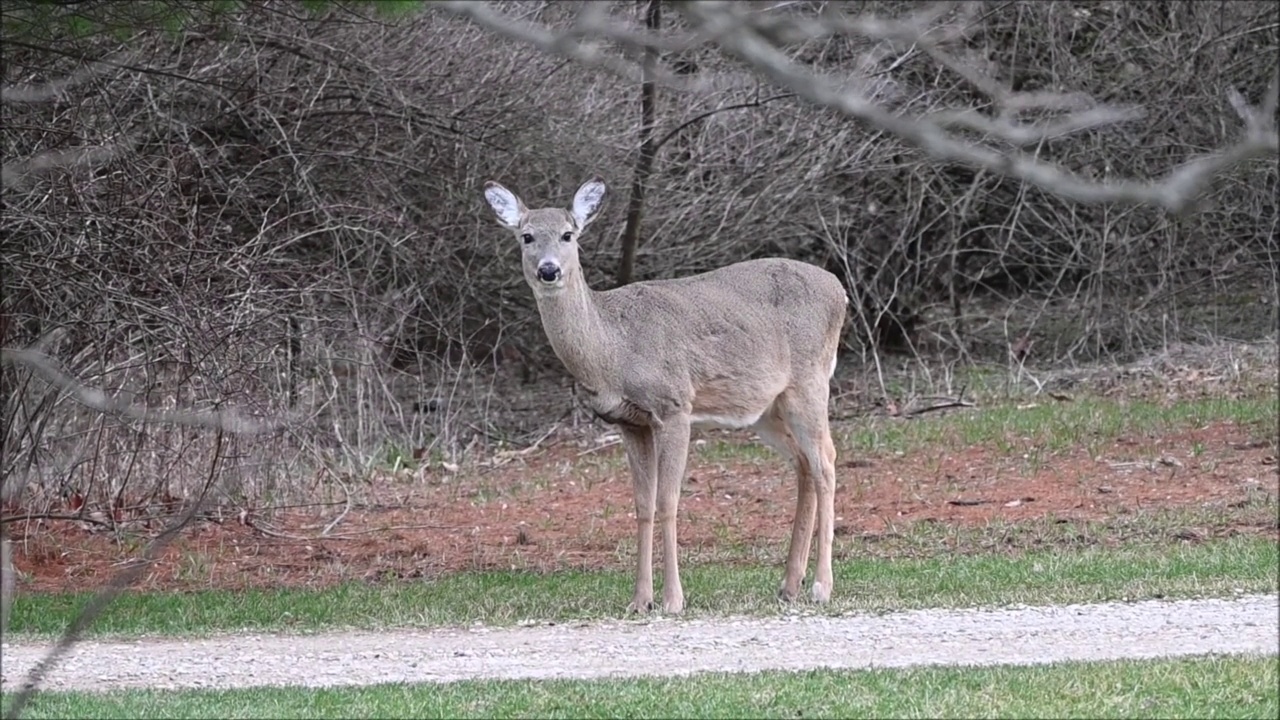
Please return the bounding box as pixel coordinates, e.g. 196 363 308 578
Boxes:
6 655 1275 719
835 395 1277 457
8 534 1276 639
684 394 1278 465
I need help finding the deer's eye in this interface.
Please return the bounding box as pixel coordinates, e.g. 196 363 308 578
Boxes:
521 233 535 245
561 232 573 243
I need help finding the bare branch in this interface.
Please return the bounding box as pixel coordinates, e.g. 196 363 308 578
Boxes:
676 0 1278 213
652 93 795 152
1 431 226 720
1 347 285 435
1 53 144 189
0 141 134 191
902 398 976 418
1228 67 1280 137
933 106 1148 148
732 0 960 46
428 0 694 89
0 57 121 104
423 0 1277 213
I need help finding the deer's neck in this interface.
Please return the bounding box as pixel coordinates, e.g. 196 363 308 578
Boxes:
533 276 616 385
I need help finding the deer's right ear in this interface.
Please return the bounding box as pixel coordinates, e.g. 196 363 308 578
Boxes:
483 181 526 229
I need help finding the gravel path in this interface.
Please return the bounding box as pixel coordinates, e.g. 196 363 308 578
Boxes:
2 594 1276 692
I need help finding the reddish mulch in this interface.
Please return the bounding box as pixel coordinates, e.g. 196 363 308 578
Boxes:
7 420 1277 594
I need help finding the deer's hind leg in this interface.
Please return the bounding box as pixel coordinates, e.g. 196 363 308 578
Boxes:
767 383 837 603
754 404 817 603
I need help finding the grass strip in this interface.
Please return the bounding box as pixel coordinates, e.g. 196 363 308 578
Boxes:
5 654 1275 719
8 534 1275 638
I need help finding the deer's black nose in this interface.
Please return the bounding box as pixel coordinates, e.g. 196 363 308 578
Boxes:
537 262 562 283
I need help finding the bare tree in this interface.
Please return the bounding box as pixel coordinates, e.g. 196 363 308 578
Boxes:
615 0 664 286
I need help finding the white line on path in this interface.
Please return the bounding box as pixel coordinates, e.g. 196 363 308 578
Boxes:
2 594 1277 692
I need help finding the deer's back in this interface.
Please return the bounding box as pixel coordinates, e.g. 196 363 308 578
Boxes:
596 257 846 374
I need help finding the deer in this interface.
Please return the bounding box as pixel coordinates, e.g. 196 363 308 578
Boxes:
482 177 847 614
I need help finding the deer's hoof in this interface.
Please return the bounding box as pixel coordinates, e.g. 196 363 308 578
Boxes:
626 597 655 615
810 581 832 604
777 577 805 603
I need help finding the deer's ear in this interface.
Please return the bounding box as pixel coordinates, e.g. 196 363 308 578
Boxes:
571 178 607 229
483 181 526 229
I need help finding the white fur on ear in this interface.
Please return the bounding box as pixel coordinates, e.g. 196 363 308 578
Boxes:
484 182 524 228
571 178 607 228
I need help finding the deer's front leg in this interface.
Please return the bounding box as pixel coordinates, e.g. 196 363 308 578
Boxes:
654 414 692 614
621 427 657 614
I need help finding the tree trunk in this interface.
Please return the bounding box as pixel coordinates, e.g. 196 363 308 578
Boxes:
615 0 661 287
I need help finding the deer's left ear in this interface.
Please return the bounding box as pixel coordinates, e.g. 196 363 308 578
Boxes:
570 177 607 229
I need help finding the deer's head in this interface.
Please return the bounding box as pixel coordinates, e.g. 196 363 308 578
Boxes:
483 178 607 294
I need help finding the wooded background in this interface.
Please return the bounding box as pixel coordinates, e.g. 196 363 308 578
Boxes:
3 0 1277 511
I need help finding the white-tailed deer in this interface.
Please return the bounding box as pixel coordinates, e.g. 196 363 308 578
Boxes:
483 177 847 614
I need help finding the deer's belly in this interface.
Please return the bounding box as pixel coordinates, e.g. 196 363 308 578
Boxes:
690 410 764 430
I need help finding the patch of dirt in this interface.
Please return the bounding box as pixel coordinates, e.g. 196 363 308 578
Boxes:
6 420 1277 594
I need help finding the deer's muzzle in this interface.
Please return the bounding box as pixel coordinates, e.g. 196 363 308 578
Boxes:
536 261 562 284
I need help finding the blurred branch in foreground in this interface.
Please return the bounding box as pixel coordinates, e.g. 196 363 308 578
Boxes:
0 343 287 435
1 52 137 190
433 0 1280 214
1 330 287 720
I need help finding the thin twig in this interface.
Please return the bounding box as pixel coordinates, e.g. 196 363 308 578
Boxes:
0 512 116 529
478 422 563 473
320 476 354 537
902 399 977 418
578 437 623 457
